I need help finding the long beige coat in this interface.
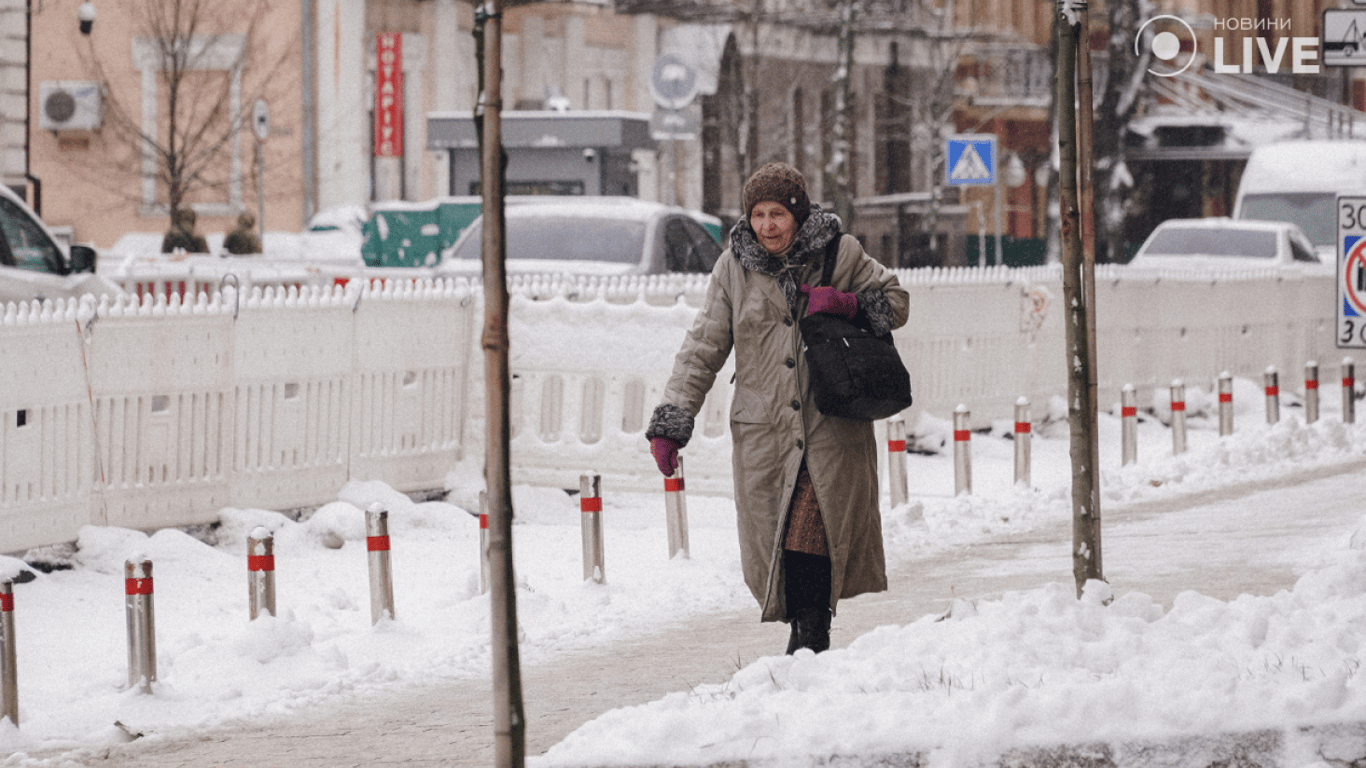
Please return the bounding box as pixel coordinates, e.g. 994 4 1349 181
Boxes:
659 234 909 621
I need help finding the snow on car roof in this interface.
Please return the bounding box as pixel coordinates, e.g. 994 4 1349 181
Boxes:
501 196 677 223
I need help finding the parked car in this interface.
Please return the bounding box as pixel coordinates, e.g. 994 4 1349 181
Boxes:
436 197 721 277
1128 218 1323 271
0 184 120 303
1233 140 1366 260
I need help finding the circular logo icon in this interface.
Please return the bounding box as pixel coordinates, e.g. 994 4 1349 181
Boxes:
1134 15 1198 77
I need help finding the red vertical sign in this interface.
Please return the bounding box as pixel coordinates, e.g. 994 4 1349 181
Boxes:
374 33 403 158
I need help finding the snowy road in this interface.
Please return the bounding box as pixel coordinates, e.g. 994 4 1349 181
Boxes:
27 456 1366 768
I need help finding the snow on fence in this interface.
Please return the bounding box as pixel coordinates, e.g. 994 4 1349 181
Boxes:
0 266 1343 553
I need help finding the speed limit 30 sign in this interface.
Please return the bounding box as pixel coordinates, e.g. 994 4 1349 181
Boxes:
1337 195 1366 348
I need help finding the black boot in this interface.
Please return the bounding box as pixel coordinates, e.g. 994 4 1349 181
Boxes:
792 607 831 653
783 550 832 655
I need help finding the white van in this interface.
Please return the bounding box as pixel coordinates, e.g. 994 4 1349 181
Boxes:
1233 140 1366 260
0 185 120 303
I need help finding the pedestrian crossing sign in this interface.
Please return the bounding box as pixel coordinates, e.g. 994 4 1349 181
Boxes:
946 135 997 186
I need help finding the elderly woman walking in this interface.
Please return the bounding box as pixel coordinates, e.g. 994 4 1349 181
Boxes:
645 162 909 654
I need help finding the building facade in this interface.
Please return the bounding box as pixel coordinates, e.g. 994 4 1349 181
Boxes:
6 0 1364 260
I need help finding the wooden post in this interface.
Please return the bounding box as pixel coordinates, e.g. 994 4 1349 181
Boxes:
1057 0 1103 596
476 1 525 764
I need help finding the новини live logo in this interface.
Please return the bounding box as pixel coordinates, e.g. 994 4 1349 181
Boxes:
1135 15 1323 78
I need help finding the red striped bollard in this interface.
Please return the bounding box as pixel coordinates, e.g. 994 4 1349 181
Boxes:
887 414 908 507
366 503 395 624
1305 362 1320 424
1 581 15 726
1217 372 1234 437
1121 384 1137 466
664 457 690 559
478 491 490 595
248 528 276 620
1345 357 1357 425
1264 366 1280 425
953 405 972 496
124 558 156 692
580 473 605 584
1170 379 1187 455
1013 398 1031 486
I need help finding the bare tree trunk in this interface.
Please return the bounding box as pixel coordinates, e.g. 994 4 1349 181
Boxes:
475 2 525 764
1055 1 1102 598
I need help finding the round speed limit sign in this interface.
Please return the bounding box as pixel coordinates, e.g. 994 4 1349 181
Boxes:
1337 195 1366 348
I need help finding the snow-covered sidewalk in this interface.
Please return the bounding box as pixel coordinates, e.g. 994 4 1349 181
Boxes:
2 381 1365 766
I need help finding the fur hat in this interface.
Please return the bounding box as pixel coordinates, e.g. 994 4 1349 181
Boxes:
742 162 811 224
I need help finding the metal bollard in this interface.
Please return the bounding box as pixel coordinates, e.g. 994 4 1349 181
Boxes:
478 491 490 596
1217 372 1234 437
1170 380 1187 455
1 581 15 726
1013 398 1031 486
1264 366 1280 425
580 473 605 584
1345 357 1357 425
953 404 972 496
247 528 276 620
366 503 395 624
664 456 690 559
886 415 908 506
124 559 156 692
1120 384 1137 466
1305 362 1320 424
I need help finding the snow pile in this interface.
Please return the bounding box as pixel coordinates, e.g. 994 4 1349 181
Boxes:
540 559 1366 766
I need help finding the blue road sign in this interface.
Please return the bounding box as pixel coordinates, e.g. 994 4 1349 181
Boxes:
946 135 997 186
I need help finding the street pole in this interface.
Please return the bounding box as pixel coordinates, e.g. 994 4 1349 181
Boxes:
1056 0 1103 597
475 2 525 765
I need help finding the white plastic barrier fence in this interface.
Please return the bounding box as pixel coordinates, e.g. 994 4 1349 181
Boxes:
0 266 1348 552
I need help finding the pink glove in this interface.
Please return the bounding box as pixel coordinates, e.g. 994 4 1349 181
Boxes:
800 285 858 319
650 436 680 476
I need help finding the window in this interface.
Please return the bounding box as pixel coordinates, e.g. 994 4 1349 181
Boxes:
0 196 65 274
664 217 722 273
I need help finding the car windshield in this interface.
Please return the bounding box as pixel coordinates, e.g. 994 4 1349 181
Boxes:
451 216 647 264
1240 192 1335 249
1142 226 1278 259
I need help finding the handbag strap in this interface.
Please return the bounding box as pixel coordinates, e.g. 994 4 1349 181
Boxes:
818 232 841 288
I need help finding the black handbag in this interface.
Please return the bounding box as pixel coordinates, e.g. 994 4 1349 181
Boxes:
799 235 913 421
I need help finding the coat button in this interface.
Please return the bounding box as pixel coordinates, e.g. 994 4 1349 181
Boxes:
785 357 796 368
791 400 801 411
784 317 793 327
797 439 804 450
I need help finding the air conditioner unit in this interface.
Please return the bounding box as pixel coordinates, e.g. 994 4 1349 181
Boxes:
39 81 102 131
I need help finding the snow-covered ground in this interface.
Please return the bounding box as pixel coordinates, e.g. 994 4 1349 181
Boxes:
2 377 1365 766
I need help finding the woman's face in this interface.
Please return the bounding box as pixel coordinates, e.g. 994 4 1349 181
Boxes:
750 201 798 254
